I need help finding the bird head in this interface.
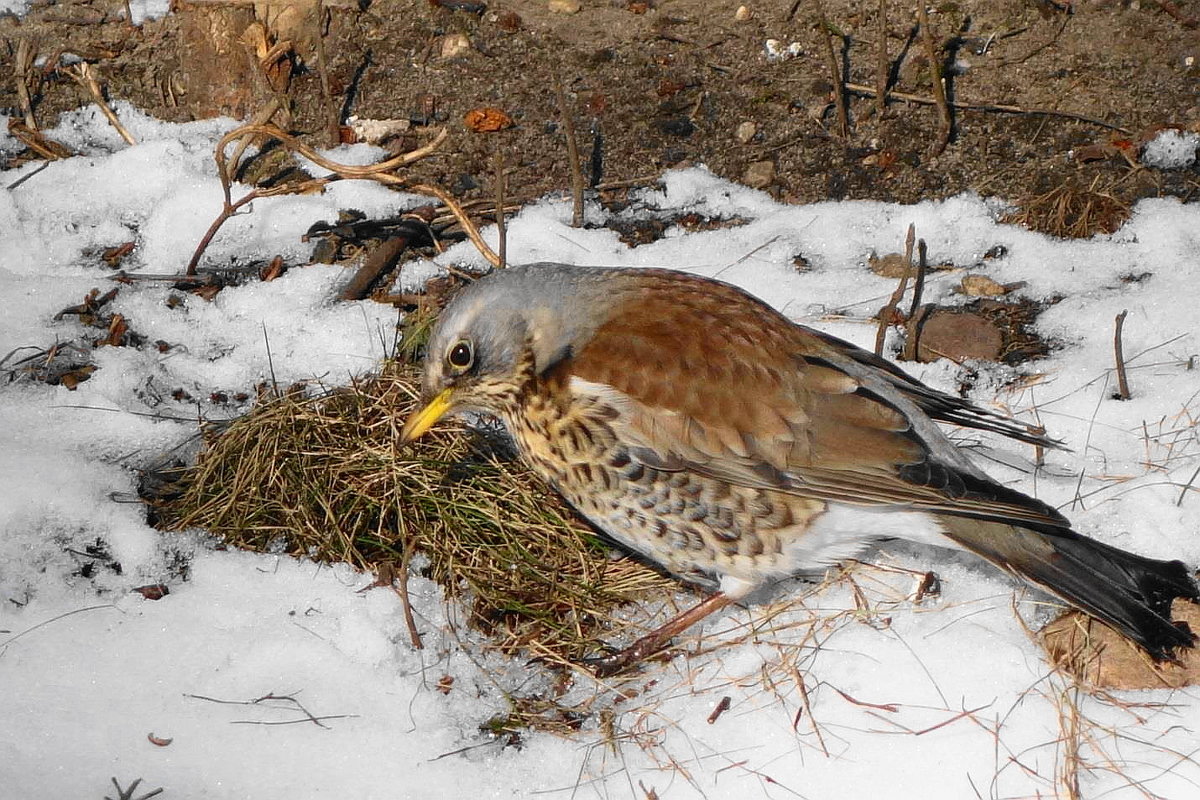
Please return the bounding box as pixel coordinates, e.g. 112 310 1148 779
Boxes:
399 263 610 444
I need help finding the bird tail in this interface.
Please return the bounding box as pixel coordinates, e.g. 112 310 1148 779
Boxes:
939 517 1198 659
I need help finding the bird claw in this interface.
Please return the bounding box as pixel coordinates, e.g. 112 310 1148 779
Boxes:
582 639 670 678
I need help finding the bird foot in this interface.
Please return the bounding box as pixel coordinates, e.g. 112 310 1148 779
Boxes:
583 637 672 678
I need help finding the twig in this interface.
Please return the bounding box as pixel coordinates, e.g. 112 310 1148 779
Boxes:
106 777 163 800
65 64 136 146
411 182 500 267
706 696 732 724
185 123 454 275
908 238 927 317
339 208 435 301
1153 0 1198 29
813 0 849 138
184 690 355 728
341 238 408 302
843 82 1132 134
314 0 340 147
397 537 424 650
6 120 72 161
901 304 933 362
494 148 507 268
0 604 115 652
1114 309 1131 400
873 223 916 356
1176 464 1200 507
15 39 38 129
917 4 951 154
554 75 585 227
875 0 889 116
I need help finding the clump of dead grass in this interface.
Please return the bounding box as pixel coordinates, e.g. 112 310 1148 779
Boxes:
150 358 674 665
1002 181 1130 238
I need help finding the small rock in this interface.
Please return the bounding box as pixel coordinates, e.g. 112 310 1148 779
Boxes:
735 5 752 21
439 32 471 59
764 39 803 62
658 117 695 138
495 10 522 31
548 0 581 13
734 121 757 144
743 159 775 189
914 310 1003 363
1043 600 1200 690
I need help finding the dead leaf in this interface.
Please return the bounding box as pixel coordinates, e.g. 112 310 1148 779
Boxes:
959 274 1011 297
464 107 513 133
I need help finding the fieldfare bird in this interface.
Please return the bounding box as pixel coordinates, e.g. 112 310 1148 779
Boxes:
401 262 1198 675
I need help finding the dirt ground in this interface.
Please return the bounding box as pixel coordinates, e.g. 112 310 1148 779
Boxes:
3 0 1199 226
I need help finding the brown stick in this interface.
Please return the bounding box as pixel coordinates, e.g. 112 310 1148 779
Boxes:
186 123 453 275
908 238 928 317
875 0 889 116
842 82 1132 135
314 0 341 148
66 64 136 146
901 303 935 362
15 40 38 129
874 223 916 356
397 539 424 650
813 0 849 138
554 76 585 228
410 183 500 268
494 148 507 268
917 4 951 154
340 237 409 301
1114 309 1131 400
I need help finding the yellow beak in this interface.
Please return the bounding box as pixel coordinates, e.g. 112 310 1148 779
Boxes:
400 388 456 444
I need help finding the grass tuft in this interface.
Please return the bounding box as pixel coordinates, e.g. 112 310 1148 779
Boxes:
150 358 674 665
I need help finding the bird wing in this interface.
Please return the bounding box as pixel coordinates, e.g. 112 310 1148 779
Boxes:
563 269 1068 531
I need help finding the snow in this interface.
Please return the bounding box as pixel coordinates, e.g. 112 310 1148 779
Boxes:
3 105 1200 799
0 0 169 24
1141 129 1200 170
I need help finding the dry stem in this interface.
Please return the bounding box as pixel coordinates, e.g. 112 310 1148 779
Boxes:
555 75 586 228
66 63 136 146
917 4 951 154
813 0 849 138
843 82 1131 135
1113 310 1131 400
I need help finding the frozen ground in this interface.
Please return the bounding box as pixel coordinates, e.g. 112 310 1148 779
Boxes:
2 105 1199 799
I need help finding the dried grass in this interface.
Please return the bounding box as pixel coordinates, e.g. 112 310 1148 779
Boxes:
1002 181 1131 238
150 357 674 666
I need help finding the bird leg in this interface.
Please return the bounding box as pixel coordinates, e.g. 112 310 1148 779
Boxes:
588 592 735 677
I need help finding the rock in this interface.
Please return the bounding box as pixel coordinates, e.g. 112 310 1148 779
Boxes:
1042 601 1200 689
913 310 1003 362
735 5 752 21
548 0 581 13
743 159 775 189
439 32 471 60
735 121 757 144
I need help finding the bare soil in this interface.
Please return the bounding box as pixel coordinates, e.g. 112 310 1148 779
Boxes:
4 1 1198 223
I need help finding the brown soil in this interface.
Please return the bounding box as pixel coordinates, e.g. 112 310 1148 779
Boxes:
4 1 1198 223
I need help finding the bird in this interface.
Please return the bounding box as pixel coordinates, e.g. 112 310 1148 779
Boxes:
400 262 1198 675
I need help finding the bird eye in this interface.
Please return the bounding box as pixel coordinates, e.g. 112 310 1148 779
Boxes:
447 340 474 370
